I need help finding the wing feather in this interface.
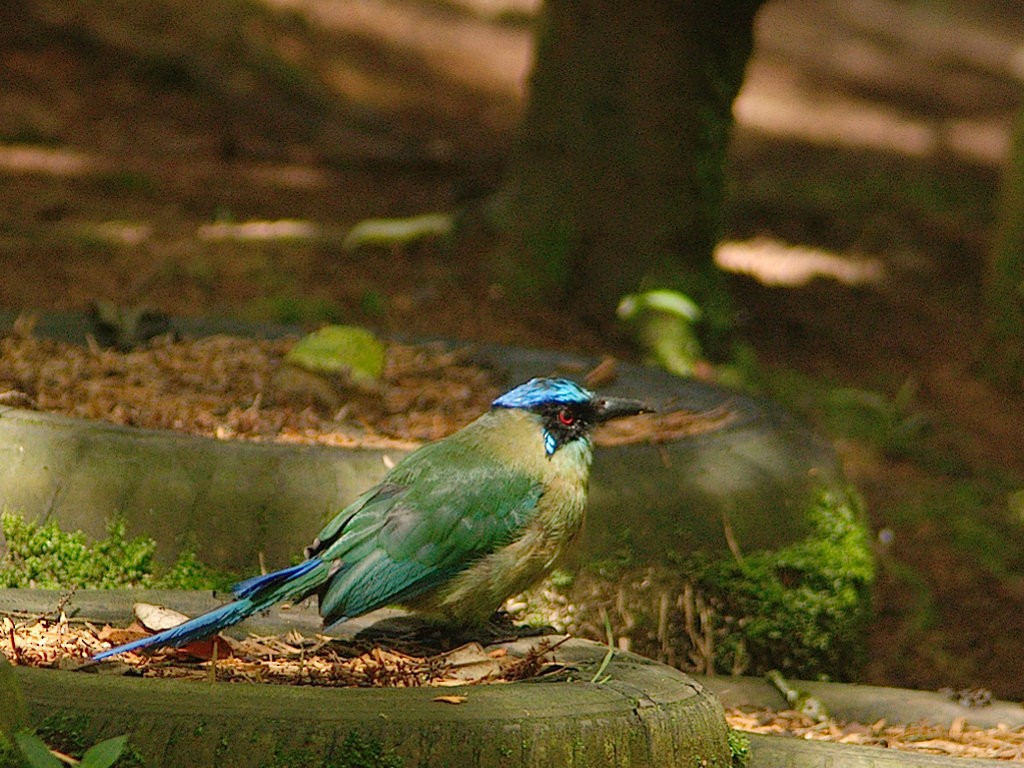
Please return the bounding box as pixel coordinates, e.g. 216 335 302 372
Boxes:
310 438 542 624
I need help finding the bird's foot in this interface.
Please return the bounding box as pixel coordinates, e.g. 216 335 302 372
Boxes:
480 611 557 643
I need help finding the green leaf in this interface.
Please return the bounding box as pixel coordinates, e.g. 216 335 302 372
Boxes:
284 325 385 390
79 735 127 768
342 212 452 250
0 655 27 740
14 731 62 768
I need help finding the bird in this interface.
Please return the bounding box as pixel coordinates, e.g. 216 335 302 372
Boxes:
93 377 651 660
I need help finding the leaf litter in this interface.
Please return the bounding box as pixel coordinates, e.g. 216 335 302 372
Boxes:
1 612 566 688
0 326 732 448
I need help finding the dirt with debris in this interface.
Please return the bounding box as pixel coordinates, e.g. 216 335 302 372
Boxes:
1 614 561 688
0 329 495 448
0 327 730 448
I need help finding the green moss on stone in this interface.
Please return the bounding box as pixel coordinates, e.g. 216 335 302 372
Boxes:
0 741 20 768
690 488 874 679
0 510 236 590
727 729 750 768
260 731 402 768
327 732 403 768
524 486 873 681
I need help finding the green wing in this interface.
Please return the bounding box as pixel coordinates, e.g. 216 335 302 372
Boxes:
310 440 543 623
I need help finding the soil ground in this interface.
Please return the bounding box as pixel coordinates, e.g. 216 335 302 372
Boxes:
3 0 1024 698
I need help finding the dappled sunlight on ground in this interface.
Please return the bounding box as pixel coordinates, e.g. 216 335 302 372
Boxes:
715 237 884 288
264 0 533 111
742 0 1020 165
734 77 1012 165
197 219 321 242
734 85 940 159
0 143 101 176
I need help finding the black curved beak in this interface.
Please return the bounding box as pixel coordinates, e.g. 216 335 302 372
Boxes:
592 395 654 423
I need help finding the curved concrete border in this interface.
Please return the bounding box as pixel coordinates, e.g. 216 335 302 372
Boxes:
700 674 1024 768
698 673 1024 731
7 590 1018 767
14 636 730 768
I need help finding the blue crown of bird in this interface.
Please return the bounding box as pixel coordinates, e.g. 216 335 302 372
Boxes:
93 377 651 660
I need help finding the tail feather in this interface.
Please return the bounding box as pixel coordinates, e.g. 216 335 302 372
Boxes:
231 559 322 599
91 599 255 660
93 557 329 661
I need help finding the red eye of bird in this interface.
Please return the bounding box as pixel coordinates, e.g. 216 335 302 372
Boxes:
557 409 575 426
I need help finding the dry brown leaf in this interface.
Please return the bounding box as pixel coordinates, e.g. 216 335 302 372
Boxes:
134 603 191 631
97 622 150 645
432 695 467 705
177 635 234 661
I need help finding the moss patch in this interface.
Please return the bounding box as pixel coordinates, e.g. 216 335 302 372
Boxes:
687 488 874 679
525 487 873 681
727 729 750 768
0 511 236 590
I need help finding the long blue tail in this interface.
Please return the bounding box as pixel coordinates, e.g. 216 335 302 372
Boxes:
92 559 327 661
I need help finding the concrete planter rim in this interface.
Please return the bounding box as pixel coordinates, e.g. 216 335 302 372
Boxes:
12 628 731 768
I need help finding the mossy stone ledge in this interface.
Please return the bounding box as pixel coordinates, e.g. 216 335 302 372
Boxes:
13 637 732 768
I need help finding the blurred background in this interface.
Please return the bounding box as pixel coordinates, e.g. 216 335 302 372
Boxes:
1 0 1023 697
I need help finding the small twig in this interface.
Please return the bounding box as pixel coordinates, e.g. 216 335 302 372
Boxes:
55 587 78 618
9 586 80 633
722 514 744 564
657 591 671 664
85 333 102 355
700 599 715 675
207 639 218 683
0 390 37 409
5 616 20 664
681 583 716 674
584 357 618 389
47 747 79 766
245 392 262 414
543 634 572 654
509 633 573 681
599 606 615 648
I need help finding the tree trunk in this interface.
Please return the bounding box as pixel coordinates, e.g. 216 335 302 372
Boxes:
494 0 763 325
984 106 1024 389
